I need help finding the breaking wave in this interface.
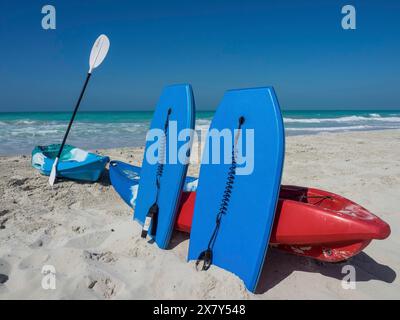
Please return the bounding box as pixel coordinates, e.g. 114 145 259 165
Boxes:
0 111 399 155
283 114 400 124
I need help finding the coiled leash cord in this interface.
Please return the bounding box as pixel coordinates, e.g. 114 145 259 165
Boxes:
141 108 172 238
196 116 245 271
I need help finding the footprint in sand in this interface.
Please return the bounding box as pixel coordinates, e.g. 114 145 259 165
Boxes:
83 250 116 263
8 177 28 187
66 231 111 249
18 252 50 270
0 210 10 230
86 274 118 299
29 233 52 249
0 258 11 284
0 209 9 217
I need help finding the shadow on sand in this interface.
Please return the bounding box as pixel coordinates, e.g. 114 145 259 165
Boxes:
168 230 190 249
167 231 396 295
168 230 396 294
56 167 112 187
256 248 396 294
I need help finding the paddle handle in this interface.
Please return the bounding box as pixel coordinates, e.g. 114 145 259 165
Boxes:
56 73 92 159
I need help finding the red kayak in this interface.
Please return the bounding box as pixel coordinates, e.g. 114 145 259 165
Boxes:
175 186 391 262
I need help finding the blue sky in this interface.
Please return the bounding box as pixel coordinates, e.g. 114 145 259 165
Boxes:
0 0 399 111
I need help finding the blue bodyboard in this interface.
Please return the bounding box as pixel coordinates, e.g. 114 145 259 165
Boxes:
188 87 285 292
134 84 195 249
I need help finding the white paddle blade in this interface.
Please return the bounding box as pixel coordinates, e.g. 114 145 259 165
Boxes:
88 34 110 73
48 157 59 186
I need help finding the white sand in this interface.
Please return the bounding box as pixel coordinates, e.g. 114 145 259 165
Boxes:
0 130 399 299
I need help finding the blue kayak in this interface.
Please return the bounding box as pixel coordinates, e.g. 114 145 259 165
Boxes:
31 144 109 182
109 160 198 209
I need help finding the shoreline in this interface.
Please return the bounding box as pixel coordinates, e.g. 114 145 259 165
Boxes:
0 129 399 299
1 128 400 158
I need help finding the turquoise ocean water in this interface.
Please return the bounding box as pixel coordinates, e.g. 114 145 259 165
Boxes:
0 110 399 155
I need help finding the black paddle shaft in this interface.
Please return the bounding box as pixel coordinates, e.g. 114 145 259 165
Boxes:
56 73 92 159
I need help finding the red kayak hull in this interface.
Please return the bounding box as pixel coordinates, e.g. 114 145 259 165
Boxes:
273 240 372 263
175 186 390 262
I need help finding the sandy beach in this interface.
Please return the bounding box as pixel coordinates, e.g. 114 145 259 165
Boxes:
0 129 399 299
